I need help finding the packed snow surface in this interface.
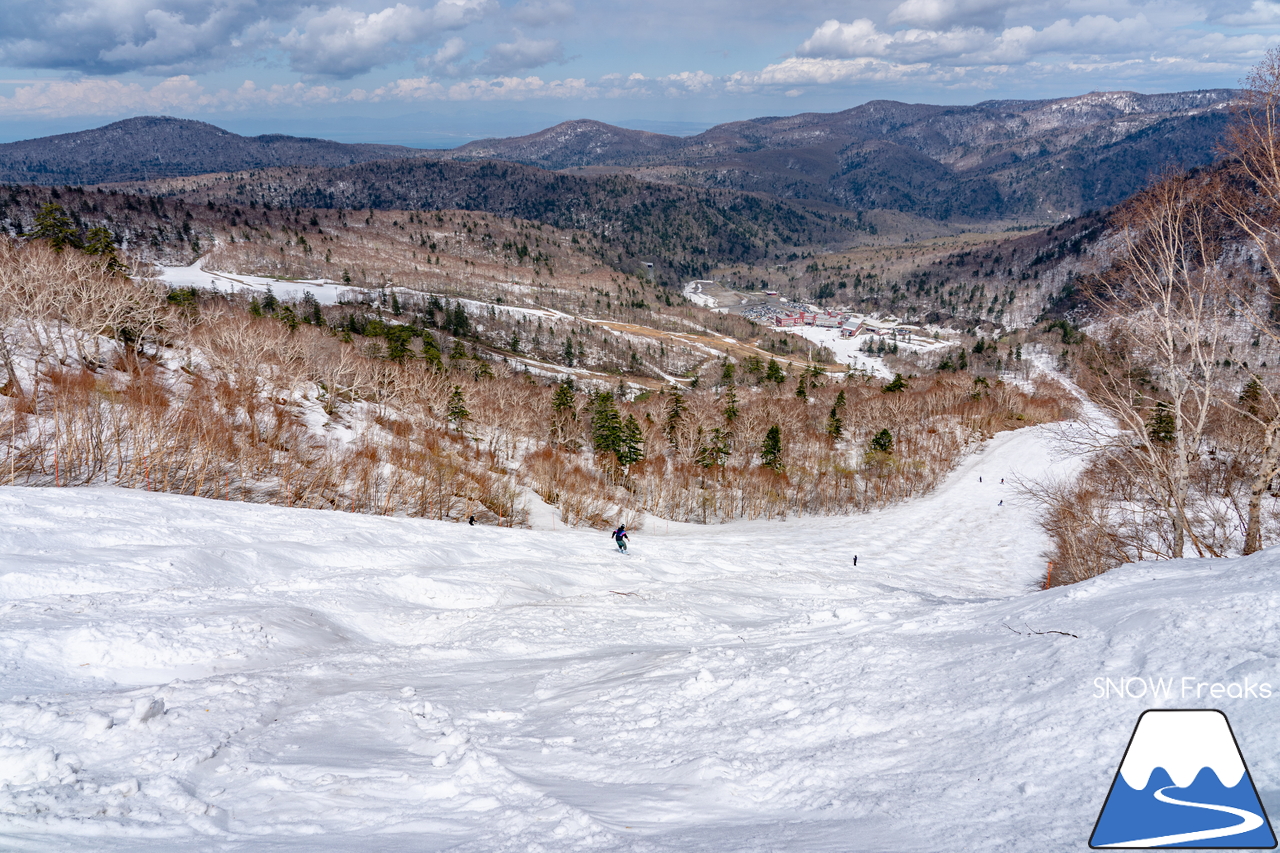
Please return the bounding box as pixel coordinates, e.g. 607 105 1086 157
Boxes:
1 422 1278 851
158 259 367 306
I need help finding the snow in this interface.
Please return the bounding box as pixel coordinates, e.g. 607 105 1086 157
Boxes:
157 259 369 306
781 325 893 377
1 418 1279 851
682 282 718 309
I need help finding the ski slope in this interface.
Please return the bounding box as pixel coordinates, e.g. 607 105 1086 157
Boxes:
0 421 1278 851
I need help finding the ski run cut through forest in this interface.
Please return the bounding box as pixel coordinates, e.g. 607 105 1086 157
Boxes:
1 407 1279 852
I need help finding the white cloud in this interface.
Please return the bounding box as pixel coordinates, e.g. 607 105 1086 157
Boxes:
473 33 565 75
281 0 494 78
0 0 290 75
796 13 1225 69
511 0 574 27
887 0 1010 29
1220 0 1280 25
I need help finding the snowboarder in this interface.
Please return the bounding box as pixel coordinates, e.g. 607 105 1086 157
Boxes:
613 524 629 553
468 515 476 526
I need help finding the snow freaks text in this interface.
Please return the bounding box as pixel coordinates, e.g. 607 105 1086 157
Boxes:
1093 677 1274 700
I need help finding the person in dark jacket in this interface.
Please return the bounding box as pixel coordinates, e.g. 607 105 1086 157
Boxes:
612 524 629 553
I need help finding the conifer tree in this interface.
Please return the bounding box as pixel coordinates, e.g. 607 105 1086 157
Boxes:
1148 402 1176 444
591 392 623 455
32 203 78 250
882 373 908 393
447 385 470 430
563 337 575 366
664 392 686 449
765 358 786 384
760 425 784 471
722 386 739 424
869 428 894 454
82 227 125 273
618 415 645 467
825 406 844 439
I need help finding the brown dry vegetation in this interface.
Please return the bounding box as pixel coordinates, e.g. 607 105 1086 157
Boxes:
0 236 1074 526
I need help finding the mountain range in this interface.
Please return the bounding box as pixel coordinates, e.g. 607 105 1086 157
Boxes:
0 89 1238 226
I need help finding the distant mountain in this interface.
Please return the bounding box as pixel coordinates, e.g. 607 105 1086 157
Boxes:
0 90 1238 225
443 90 1238 221
0 116 431 185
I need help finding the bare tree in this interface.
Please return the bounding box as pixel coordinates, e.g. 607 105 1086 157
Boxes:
1081 172 1228 558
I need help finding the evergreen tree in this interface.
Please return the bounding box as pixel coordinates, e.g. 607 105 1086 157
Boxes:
563 337 575 366
664 392 686 449
261 288 278 313
447 385 470 430
957 350 968 370
765 358 786 384
32 203 78 250
618 415 645 467
450 339 469 361
796 377 808 399
696 426 730 469
869 428 894 454
509 331 521 353
1241 377 1264 417
277 305 299 332
825 407 844 440
550 380 577 445
591 392 623 455
420 331 443 369
385 325 414 362
834 389 847 411
721 359 736 385
882 373 908 393
1148 402 1176 444
722 386 739 423
82 227 125 273
390 291 403 316
760 425 784 471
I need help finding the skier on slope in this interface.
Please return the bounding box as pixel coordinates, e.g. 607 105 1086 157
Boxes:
612 524 629 553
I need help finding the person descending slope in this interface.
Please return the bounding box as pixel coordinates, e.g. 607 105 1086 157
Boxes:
612 524 629 553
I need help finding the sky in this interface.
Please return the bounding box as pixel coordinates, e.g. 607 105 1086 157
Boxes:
0 0 1277 147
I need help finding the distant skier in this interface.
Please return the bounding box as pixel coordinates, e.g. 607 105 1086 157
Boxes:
468 515 476 526
613 524 629 553
853 555 858 566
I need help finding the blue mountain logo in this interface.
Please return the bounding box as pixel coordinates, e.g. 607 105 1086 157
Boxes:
1091 710 1276 848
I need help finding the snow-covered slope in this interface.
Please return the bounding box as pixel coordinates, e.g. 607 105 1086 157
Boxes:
0 421 1276 851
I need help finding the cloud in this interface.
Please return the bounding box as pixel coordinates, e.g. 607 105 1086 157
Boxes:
796 13 1221 69
0 71 602 116
0 75 357 117
281 0 494 78
0 0 286 75
471 33 565 75
511 0 574 27
1219 0 1280 25
887 0 1011 29
0 0 498 78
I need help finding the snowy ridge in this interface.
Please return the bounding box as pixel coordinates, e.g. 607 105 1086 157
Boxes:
1118 711 1246 790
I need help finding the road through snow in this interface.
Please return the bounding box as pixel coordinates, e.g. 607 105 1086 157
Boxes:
1 420 1278 852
